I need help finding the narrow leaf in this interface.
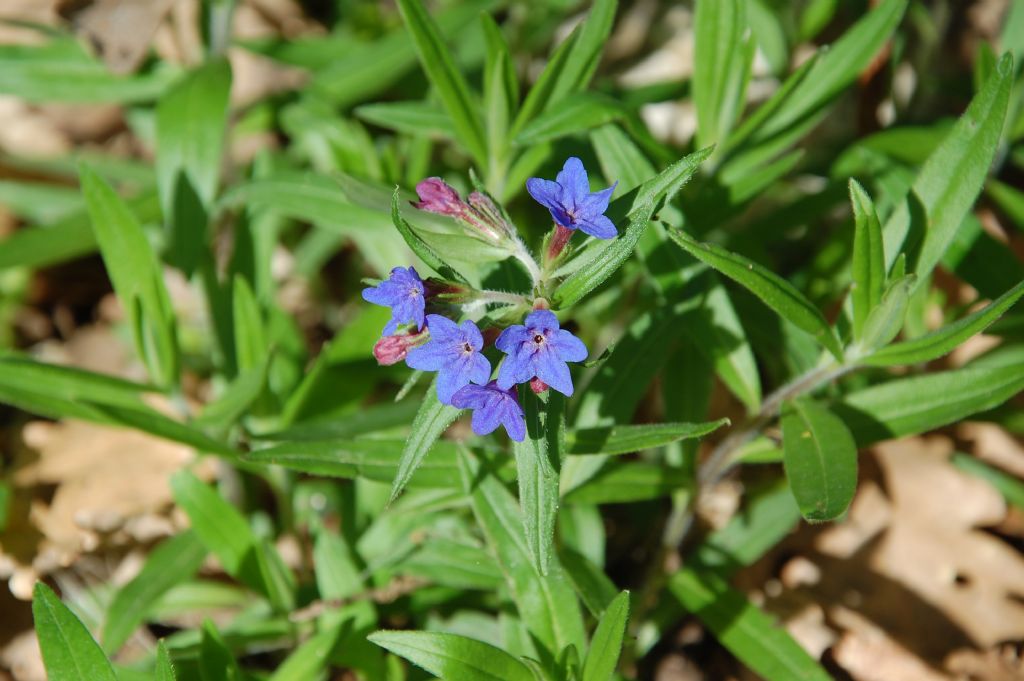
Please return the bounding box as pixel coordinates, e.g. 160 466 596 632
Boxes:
668 229 843 359
863 280 1024 366
858 274 915 352
155 641 177 681
388 385 461 504
269 622 344 681
834 365 1024 445
781 399 858 521
581 590 630 681
368 631 534 681
396 0 487 164
693 0 751 149
459 449 587 656
103 531 206 653
849 179 885 340
32 583 118 681
514 390 560 575
513 94 624 147
669 570 832 681
566 419 729 456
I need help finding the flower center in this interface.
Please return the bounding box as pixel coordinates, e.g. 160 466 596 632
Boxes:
462 342 473 354
533 333 545 345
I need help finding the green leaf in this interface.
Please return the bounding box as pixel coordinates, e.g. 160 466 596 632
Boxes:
513 94 625 147
581 590 630 681
199 620 241 681
514 390 560 576
563 462 689 504
849 179 886 340
390 189 471 284
268 622 344 681
404 538 504 590
155 59 231 274
32 583 118 681
481 13 516 180
693 0 752 149
155 641 177 681
388 385 462 504
731 0 907 148
883 54 1014 283
951 454 1024 510
512 0 616 135
566 419 729 456
559 546 619 617
232 275 267 373
246 439 461 488
669 570 832 681
459 449 587 657
554 146 712 308
368 631 534 681
863 280 1024 366
668 229 843 360
0 39 174 102
170 471 295 609
396 0 487 165
834 365 1024 445
781 399 858 521
80 164 179 388
858 274 915 352
103 531 206 653
355 100 457 139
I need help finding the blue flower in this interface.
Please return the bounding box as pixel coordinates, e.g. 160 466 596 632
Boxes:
361 266 425 335
495 309 588 396
526 157 618 239
451 381 526 441
406 315 491 404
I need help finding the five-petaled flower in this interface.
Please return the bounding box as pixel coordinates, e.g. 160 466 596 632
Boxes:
496 310 588 397
526 157 618 239
362 266 426 336
451 381 526 441
406 315 492 404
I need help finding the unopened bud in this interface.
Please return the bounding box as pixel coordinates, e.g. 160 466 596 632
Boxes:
529 377 549 394
373 329 428 365
414 178 464 216
413 178 508 244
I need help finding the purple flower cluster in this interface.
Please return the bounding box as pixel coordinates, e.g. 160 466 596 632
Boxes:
361 158 615 441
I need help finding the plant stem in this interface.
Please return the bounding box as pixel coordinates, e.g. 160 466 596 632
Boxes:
474 289 532 306
510 237 543 289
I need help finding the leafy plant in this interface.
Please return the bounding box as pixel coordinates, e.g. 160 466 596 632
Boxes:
1 1 1022 680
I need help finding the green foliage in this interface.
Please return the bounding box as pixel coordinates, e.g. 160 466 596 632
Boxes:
2 3 1022 680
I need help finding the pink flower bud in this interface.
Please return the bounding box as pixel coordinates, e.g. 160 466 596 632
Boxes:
529 377 549 394
414 178 465 216
373 329 428 366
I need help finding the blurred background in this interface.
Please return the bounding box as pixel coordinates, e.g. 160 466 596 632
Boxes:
0 1 1023 680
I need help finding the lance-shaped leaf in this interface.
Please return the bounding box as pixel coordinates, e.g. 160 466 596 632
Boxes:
566 419 729 456
155 58 231 274
669 570 832 681
668 229 843 359
693 0 753 149
396 0 487 165
458 449 587 656
33 583 118 681
81 164 179 388
155 641 177 681
883 53 1013 282
781 399 858 522
514 390 560 575
581 590 630 681
388 384 462 504
368 631 535 681
858 274 915 352
834 365 1024 445
862 280 1024 366
514 94 625 147
849 179 885 340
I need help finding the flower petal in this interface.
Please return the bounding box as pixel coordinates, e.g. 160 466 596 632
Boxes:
535 349 574 396
451 384 487 409
496 354 521 390
578 183 616 218
551 329 588 362
436 360 470 404
470 352 492 386
425 314 460 339
460 319 484 349
495 325 529 353
578 214 617 239
525 309 560 333
526 177 563 211
470 398 503 435
405 341 448 371
501 400 526 441
556 157 590 203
